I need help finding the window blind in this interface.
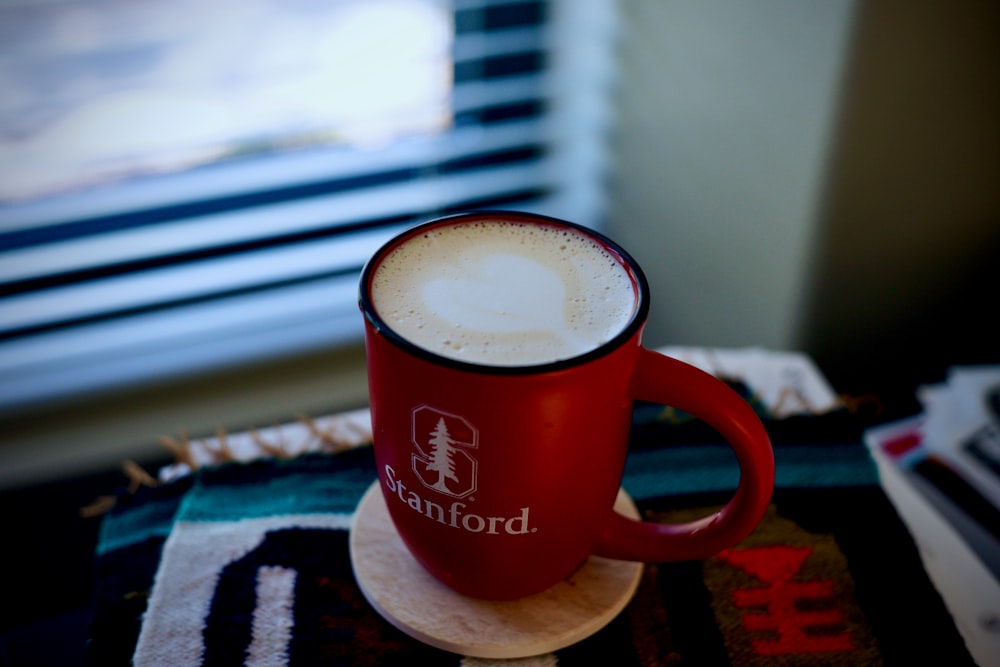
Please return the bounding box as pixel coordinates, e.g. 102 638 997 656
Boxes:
0 0 616 414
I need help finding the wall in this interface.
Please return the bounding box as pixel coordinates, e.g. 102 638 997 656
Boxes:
802 0 1000 388
0 344 371 488
607 0 1000 389
607 0 858 351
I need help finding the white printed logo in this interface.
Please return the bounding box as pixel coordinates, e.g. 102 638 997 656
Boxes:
411 405 477 499
383 406 533 535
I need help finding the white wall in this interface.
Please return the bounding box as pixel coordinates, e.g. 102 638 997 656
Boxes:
607 0 858 350
606 0 1000 388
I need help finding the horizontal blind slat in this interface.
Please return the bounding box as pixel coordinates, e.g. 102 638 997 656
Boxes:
0 154 551 288
0 116 548 253
0 272 366 377
0 23 550 236
0 187 559 408
0 232 392 336
0 162 556 336
0 275 365 411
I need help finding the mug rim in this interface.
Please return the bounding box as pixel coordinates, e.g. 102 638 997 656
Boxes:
358 210 651 376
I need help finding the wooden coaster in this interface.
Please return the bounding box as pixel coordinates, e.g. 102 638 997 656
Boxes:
349 481 644 659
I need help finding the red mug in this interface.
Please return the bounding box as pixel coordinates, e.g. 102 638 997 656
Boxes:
359 211 774 600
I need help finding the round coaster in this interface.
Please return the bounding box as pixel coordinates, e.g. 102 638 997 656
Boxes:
349 481 644 659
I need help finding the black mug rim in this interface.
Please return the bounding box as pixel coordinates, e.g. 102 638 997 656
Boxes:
358 210 651 376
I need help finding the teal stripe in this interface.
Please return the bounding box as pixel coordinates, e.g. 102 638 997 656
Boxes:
96 494 182 555
772 443 880 488
622 442 878 501
179 461 377 522
97 442 878 555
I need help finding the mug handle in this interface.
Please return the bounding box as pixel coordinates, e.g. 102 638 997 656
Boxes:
592 349 775 561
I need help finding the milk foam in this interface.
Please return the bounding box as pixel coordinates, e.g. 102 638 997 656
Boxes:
370 220 636 366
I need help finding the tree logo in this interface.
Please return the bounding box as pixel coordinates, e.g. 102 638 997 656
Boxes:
411 405 478 499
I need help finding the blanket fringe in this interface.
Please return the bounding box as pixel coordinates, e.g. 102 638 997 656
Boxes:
80 409 373 518
79 459 159 517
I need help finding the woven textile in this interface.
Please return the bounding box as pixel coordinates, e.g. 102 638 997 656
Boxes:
88 408 975 666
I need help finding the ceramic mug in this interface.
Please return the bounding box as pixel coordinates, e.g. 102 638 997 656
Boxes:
358 211 774 600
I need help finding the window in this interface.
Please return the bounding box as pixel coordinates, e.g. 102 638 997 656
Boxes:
0 0 616 414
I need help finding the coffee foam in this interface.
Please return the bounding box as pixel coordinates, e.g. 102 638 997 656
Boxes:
370 220 637 366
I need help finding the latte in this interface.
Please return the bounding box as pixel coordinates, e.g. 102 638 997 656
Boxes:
369 218 637 366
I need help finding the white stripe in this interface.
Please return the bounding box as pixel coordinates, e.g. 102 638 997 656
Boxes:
246 565 297 667
133 514 354 667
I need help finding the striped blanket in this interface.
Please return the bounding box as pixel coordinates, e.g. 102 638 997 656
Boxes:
88 404 974 666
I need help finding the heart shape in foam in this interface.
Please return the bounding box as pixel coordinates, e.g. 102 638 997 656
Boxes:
422 253 569 336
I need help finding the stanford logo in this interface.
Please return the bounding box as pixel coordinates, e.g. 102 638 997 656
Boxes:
411 405 478 499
